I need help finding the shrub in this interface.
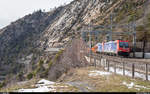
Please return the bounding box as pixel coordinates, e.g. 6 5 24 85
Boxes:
48 60 53 69
77 26 82 31
38 60 44 66
0 81 5 89
27 72 33 80
54 50 64 62
40 69 49 78
16 71 24 81
33 59 45 76
34 65 45 75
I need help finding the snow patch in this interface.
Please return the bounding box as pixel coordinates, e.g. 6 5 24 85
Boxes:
18 79 56 92
105 66 150 80
37 79 55 85
85 56 94 63
122 81 150 90
122 82 134 89
86 56 150 80
89 70 112 77
18 86 55 92
85 56 90 63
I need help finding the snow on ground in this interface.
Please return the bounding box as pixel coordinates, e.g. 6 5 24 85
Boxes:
36 79 55 87
104 66 150 80
18 79 56 92
18 86 54 92
122 81 150 90
38 79 55 85
85 56 90 63
122 82 134 89
85 56 94 63
85 56 150 80
88 70 112 77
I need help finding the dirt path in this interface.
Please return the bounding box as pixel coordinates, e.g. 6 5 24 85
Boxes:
66 81 94 92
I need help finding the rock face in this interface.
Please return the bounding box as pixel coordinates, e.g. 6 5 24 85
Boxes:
39 0 149 49
40 0 116 49
0 0 149 81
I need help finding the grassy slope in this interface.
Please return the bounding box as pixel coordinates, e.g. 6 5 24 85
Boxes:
1 66 150 92
58 66 150 92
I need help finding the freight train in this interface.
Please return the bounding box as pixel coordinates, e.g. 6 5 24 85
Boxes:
91 40 130 56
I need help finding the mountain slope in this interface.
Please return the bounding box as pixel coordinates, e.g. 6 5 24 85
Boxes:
0 0 150 86
0 7 64 77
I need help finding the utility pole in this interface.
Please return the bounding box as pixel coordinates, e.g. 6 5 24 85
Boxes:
132 18 136 58
142 0 148 59
110 13 113 41
89 23 92 64
132 3 137 58
142 31 147 58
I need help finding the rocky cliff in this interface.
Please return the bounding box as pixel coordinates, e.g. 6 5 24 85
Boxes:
39 0 150 49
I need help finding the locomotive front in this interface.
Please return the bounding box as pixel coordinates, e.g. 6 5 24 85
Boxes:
117 40 130 56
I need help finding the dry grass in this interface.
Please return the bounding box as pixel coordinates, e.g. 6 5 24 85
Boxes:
58 66 150 92
0 78 39 92
2 66 150 92
54 83 79 92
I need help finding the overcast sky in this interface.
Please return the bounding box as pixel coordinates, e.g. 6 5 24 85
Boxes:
0 0 73 29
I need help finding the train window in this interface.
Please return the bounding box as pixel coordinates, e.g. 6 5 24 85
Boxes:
119 42 129 48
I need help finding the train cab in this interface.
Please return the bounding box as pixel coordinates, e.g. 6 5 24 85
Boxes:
117 40 130 56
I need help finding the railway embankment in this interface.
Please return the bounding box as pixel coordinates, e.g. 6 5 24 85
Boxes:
85 53 150 81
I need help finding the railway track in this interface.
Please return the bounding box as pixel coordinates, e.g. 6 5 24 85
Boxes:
91 52 150 64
